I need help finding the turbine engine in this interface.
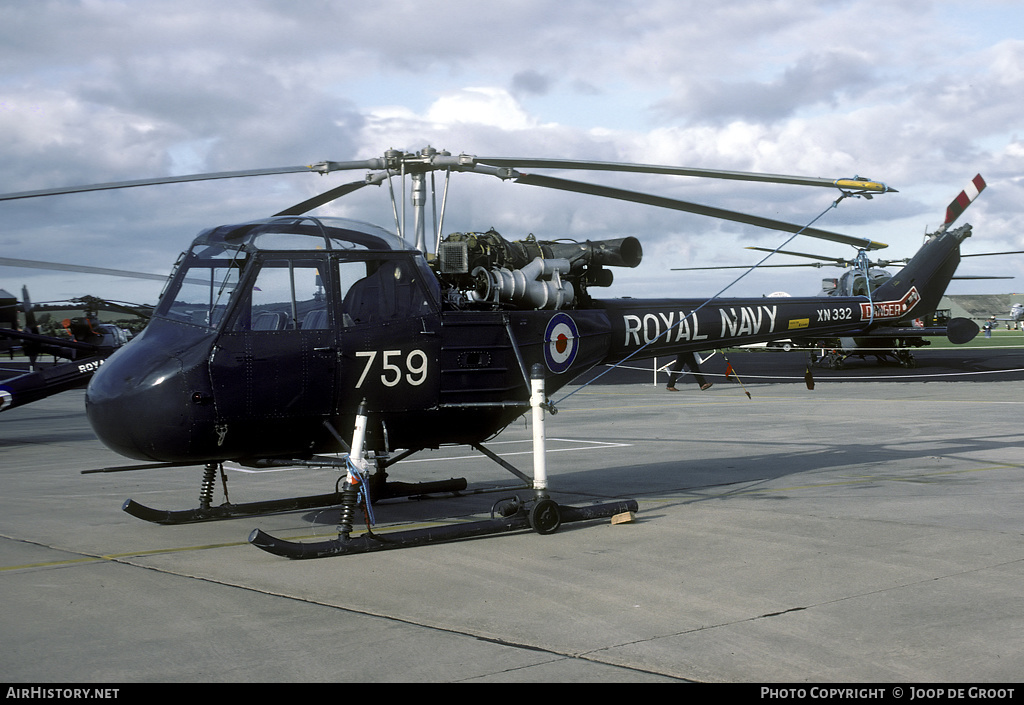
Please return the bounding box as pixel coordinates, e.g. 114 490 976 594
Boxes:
435 229 642 310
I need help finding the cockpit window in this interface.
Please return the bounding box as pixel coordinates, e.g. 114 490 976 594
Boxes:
231 258 330 332
155 246 245 329
338 257 435 327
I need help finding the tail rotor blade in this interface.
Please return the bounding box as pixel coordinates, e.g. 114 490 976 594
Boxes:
939 174 986 233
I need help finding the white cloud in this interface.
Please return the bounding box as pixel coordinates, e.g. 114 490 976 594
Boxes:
0 0 1022 302
425 88 538 131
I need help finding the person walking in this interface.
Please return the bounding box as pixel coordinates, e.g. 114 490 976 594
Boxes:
666 351 713 391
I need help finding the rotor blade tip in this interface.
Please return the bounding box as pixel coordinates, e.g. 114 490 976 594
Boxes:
834 178 895 194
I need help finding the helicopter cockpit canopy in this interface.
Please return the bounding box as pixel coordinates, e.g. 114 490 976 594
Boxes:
204 216 411 252
154 217 432 329
821 267 894 298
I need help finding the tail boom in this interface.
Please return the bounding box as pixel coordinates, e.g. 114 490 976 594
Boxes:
595 223 971 363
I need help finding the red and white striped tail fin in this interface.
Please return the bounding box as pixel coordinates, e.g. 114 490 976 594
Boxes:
939 174 985 233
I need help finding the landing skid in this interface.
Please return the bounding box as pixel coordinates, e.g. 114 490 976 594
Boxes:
249 498 639 559
122 492 346 525
121 460 468 526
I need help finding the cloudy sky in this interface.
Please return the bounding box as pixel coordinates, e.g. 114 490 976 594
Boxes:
1 0 1022 308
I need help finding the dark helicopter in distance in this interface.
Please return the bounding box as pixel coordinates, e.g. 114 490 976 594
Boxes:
0 148 981 558
0 287 146 413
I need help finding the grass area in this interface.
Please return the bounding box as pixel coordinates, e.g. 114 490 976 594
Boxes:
728 328 1024 354
926 328 1024 349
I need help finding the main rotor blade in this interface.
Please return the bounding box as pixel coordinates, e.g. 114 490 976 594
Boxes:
671 263 829 271
477 156 895 193
515 173 888 250
961 250 1024 258
21 285 37 332
0 159 385 202
745 246 911 268
744 246 852 265
0 257 170 282
274 177 376 216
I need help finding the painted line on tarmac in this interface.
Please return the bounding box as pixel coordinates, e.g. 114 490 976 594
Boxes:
395 437 632 465
228 438 633 473
0 518 489 572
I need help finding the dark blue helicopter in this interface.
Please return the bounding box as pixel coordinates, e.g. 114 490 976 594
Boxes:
0 150 981 557
0 287 144 413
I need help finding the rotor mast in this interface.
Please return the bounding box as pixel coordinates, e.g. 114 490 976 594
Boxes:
380 147 516 253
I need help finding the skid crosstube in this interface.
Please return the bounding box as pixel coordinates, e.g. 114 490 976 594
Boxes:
248 499 639 559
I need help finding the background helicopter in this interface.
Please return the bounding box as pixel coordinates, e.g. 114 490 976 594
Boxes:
673 175 1008 369
0 148 982 557
978 301 1024 331
0 286 149 413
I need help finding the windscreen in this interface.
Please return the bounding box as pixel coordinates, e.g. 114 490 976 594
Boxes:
155 243 246 329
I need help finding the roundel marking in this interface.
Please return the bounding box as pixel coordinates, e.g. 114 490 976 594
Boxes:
544 313 579 374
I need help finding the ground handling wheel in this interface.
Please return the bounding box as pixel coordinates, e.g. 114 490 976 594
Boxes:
528 498 562 534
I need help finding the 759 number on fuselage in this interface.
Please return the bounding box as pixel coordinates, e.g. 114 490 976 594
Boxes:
355 349 430 388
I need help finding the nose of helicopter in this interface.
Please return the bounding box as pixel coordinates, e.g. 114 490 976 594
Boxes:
85 335 196 462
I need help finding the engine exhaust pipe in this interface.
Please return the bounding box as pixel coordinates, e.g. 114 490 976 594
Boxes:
545 236 643 269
